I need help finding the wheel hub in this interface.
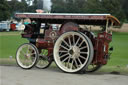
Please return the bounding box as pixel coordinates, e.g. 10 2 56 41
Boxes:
69 46 80 59
69 49 74 55
25 54 31 59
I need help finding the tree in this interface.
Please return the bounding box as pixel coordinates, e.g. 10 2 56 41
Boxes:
27 0 38 12
73 0 87 13
37 0 43 9
51 0 67 13
27 0 43 12
101 0 126 22
83 0 104 13
51 0 126 22
121 0 128 21
0 0 10 21
21 0 28 12
51 0 86 13
8 0 29 17
83 0 126 22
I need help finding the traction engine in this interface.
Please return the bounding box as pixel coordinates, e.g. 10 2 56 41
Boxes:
15 13 120 73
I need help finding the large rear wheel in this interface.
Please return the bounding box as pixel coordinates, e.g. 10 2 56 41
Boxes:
54 31 94 73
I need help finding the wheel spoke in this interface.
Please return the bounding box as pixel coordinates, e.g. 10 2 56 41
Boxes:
19 55 25 60
60 45 69 50
75 37 80 46
62 39 70 47
80 52 88 54
27 45 30 54
30 52 36 55
77 58 82 65
28 59 33 64
20 51 25 57
74 59 79 68
38 60 41 64
59 50 68 53
79 55 86 60
72 34 75 45
67 57 71 67
80 46 87 50
70 59 74 69
62 57 69 62
79 40 84 47
24 59 31 66
69 37 71 46
21 50 26 56
60 53 69 58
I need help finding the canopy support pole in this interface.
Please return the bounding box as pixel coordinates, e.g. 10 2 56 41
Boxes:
110 22 114 35
105 19 109 33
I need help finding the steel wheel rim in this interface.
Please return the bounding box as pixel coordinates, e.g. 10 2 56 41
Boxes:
54 32 92 73
16 44 37 69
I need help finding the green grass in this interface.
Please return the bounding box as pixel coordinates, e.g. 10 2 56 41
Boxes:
99 32 128 74
108 32 128 67
0 31 128 74
0 31 28 58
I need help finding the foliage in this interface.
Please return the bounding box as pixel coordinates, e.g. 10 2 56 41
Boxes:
0 0 128 22
0 0 10 21
51 0 66 13
8 0 28 17
51 0 127 22
121 0 128 20
101 0 126 22
84 0 126 23
51 0 86 13
27 0 43 12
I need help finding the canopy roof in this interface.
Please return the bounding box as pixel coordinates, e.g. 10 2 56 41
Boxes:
15 13 120 26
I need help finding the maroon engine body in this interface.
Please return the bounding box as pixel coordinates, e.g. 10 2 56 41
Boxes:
94 32 112 65
22 22 112 65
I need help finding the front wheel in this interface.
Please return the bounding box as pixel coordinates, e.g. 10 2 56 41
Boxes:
16 43 39 69
53 31 94 73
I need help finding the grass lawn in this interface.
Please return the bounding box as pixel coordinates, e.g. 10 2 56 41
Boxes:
108 32 128 67
0 31 28 58
0 31 128 74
